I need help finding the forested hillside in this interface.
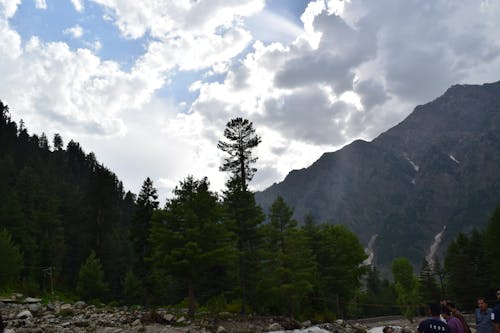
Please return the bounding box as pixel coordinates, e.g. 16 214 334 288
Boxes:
0 101 136 299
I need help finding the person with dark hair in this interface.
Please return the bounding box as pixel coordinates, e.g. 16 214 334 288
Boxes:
442 306 465 333
476 297 493 333
447 302 471 333
383 327 394 333
417 303 450 333
493 289 500 333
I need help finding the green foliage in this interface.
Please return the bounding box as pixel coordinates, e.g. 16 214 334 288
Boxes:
258 197 316 317
417 259 440 306
123 270 144 305
217 117 261 191
357 267 399 317
130 177 159 303
313 224 367 318
392 257 418 321
444 230 491 309
221 177 264 313
150 176 235 317
76 251 108 302
485 204 500 289
0 228 23 288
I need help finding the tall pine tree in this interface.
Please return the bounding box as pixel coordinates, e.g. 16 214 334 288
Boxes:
130 177 159 303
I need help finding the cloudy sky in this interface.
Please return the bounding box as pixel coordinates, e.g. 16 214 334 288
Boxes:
1 0 500 200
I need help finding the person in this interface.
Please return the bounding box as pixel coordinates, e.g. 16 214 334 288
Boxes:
476 297 493 333
493 289 500 333
447 302 471 333
417 303 450 333
442 306 465 333
383 327 395 333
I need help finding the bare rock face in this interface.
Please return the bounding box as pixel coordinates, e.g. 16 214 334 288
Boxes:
255 81 500 269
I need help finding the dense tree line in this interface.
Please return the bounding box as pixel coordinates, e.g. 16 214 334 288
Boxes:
0 106 367 319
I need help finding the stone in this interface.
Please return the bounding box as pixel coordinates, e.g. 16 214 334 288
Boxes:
46 303 56 312
301 320 312 328
267 323 283 331
24 297 42 304
132 319 141 326
28 303 43 314
16 310 33 319
176 316 186 323
216 326 227 333
4 329 15 333
74 301 86 309
59 304 74 316
163 313 175 322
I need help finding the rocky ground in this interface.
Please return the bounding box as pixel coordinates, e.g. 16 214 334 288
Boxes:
0 294 424 333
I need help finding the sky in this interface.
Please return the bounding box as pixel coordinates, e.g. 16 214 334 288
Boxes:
1 0 500 201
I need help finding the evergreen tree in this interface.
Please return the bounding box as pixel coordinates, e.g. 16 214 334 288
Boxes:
123 270 144 305
218 118 264 313
53 133 64 151
150 176 234 317
485 204 500 289
217 117 261 191
392 257 418 321
417 259 440 305
313 224 367 318
258 196 316 317
76 250 108 302
0 229 23 288
130 177 159 303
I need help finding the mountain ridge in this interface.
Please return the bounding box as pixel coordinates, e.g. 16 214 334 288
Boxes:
255 81 500 268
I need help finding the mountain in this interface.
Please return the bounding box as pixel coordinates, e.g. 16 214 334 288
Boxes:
255 81 500 268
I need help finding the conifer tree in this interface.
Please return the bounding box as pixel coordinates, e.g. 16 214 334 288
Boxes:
258 196 316 317
76 250 108 301
150 176 234 317
218 118 264 313
0 228 23 288
218 117 261 191
130 177 159 303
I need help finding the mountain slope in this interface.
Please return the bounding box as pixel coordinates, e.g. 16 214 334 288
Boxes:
255 81 500 267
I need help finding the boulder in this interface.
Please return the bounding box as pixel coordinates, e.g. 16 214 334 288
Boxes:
216 326 227 333
16 310 33 319
59 304 74 316
28 303 43 314
74 301 86 309
267 322 284 331
163 313 175 322
24 297 42 304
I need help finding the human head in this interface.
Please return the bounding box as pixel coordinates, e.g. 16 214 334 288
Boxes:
383 327 394 333
496 289 500 301
477 297 488 311
429 303 441 317
441 306 451 320
447 302 457 312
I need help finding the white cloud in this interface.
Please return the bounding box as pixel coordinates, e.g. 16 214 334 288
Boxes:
0 0 21 18
2 0 500 196
63 25 84 38
71 0 84 12
34 0 46 9
173 0 500 191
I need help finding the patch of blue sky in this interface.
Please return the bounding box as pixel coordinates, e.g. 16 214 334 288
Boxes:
159 69 227 111
266 0 310 25
10 0 147 72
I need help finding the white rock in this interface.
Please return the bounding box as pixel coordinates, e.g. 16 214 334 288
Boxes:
176 316 186 323
268 323 283 331
164 313 175 322
25 297 42 303
16 310 33 319
132 319 141 326
216 326 227 333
